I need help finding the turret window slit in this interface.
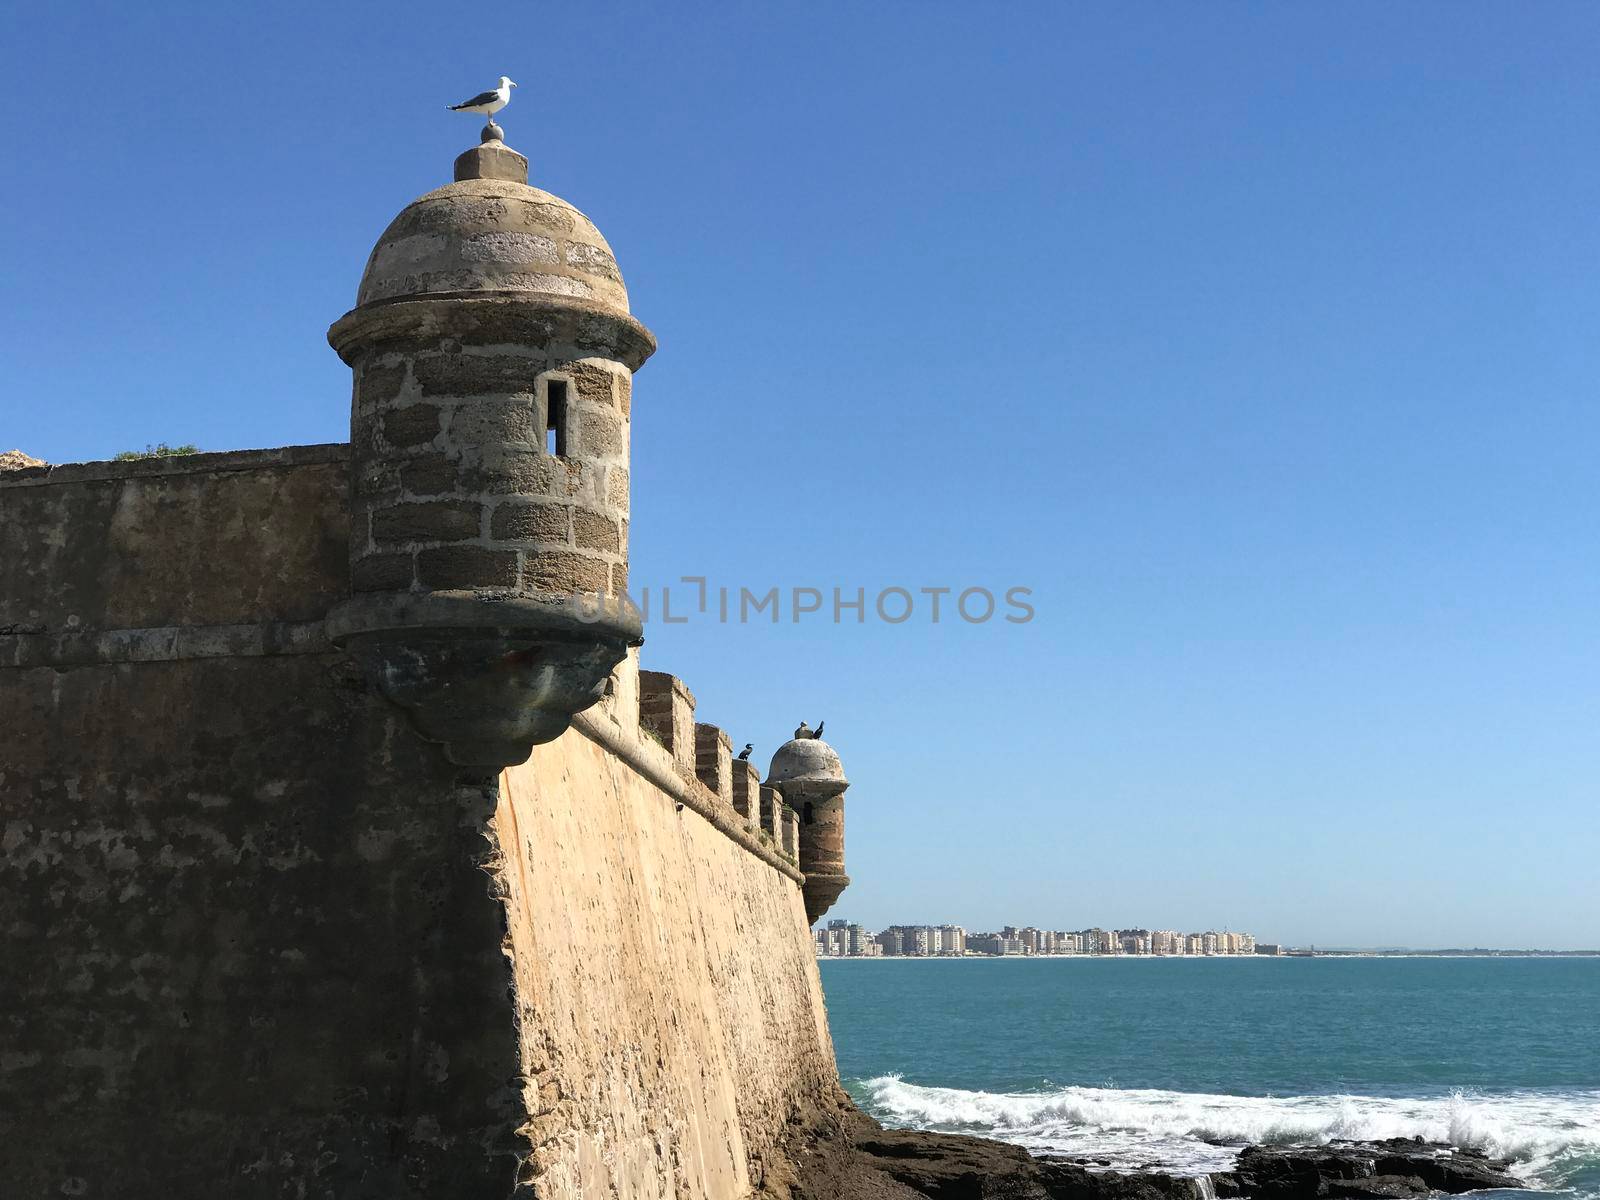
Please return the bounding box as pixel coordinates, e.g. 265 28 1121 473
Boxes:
546 379 568 457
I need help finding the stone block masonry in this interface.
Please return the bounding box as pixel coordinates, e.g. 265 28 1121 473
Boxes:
0 447 843 1198
348 354 631 597
696 722 734 805
731 758 762 830
639 668 698 774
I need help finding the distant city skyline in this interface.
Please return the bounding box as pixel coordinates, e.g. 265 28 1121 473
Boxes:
816 921 1271 959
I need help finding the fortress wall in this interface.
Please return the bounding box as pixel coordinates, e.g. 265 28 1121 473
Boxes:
494 720 838 1198
2 447 842 1199
0 451 531 1195
0 445 349 641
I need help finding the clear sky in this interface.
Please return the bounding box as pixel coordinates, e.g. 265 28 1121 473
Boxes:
5 3 1598 949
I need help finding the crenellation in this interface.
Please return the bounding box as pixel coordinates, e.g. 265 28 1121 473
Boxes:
759 785 783 843
638 670 697 775
782 805 800 861
694 723 733 805
730 759 761 830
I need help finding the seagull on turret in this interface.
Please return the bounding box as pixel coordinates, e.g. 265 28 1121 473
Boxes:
449 76 517 121
794 721 812 740
738 743 753 760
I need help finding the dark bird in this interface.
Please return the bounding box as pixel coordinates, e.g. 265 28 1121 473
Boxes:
738 743 753 760
813 720 825 739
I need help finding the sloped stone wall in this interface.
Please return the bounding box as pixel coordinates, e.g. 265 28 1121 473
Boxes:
495 725 839 1198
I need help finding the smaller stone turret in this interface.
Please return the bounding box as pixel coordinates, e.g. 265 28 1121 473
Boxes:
765 734 849 924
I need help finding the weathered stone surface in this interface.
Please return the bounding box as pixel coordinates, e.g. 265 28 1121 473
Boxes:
0 654 527 1197
572 507 619 552
355 177 631 314
397 456 461 497
639 669 697 775
694 722 733 803
0 446 348 630
466 446 562 495
351 551 415 593
489 500 569 543
497 732 840 1195
520 549 609 593
446 397 538 445
356 362 408 407
415 545 519 589
370 499 482 545
411 353 536 398
730 758 762 829
575 406 623 456
2 439 847 1196
379 401 444 448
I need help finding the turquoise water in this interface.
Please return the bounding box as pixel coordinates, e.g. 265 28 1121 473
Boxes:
820 956 1600 1195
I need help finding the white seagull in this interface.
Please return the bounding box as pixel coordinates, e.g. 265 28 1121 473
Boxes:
448 76 517 120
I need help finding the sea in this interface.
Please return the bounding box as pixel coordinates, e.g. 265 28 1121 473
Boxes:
819 956 1600 1197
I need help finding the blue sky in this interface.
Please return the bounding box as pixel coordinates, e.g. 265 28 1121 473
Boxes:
5 3 1598 948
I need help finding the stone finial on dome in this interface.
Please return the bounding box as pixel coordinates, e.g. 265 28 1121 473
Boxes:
454 127 527 184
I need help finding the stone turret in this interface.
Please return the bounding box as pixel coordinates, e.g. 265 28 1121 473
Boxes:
766 735 850 924
326 130 654 767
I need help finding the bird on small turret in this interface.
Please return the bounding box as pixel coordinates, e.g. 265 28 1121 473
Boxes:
738 744 753 760
813 720 825 739
794 721 812 740
448 76 517 123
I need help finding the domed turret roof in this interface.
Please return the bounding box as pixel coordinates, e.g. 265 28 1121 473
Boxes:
356 174 629 313
765 737 848 795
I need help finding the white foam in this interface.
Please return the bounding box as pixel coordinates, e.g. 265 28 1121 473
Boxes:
855 1076 1600 1190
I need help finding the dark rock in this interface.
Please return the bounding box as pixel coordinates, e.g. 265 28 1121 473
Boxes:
1324 1175 1431 1198
1036 1159 1215 1200
853 1128 1052 1198
1234 1141 1522 1198
790 1100 1524 1200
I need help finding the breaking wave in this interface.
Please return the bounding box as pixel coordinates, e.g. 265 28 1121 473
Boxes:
854 1076 1600 1190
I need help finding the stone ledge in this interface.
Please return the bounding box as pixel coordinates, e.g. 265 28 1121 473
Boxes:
0 443 350 489
571 707 806 885
0 620 333 668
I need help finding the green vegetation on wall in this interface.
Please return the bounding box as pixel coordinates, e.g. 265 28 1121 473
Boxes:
113 443 199 461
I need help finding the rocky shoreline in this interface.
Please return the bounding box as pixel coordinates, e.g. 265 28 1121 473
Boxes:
787 1102 1524 1200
